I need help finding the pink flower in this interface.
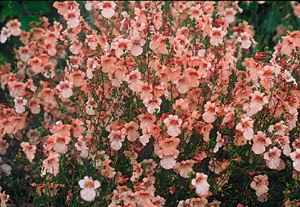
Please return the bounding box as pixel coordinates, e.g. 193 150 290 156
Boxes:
143 97 162 114
108 130 125 150
202 101 217 123
264 147 282 169
78 176 101 201
131 37 146 57
191 173 210 196
209 27 226 46
57 80 73 99
237 32 252 49
164 115 182 137
97 1 116 19
122 121 139 142
0 27 11 43
250 174 269 197
28 98 41 114
63 9 80 29
251 131 271 154
6 19 22 36
42 153 60 176
111 38 133 58
248 91 268 116
290 149 300 171
174 160 196 178
20 142 36 163
236 117 254 140
14 97 27 113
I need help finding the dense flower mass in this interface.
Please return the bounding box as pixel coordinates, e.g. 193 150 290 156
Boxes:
0 1 300 206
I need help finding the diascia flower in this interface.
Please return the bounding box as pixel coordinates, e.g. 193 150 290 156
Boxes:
56 80 73 99
42 153 60 176
164 115 182 137
97 1 116 19
209 27 226 46
78 176 100 201
236 116 254 140
14 96 27 113
20 142 36 163
191 173 210 196
290 149 300 172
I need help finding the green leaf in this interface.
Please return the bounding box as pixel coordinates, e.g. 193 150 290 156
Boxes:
20 15 40 32
27 1 50 13
1 1 25 17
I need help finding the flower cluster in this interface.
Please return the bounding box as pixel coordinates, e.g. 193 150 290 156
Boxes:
0 1 300 206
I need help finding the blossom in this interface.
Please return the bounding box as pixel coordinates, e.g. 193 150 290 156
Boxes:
122 121 139 142
108 130 125 150
56 80 73 99
264 147 282 169
63 9 80 29
42 153 60 176
202 101 217 123
143 97 162 114
174 160 196 178
131 37 146 56
14 97 27 113
78 176 101 201
164 115 182 137
111 38 132 58
28 98 41 114
6 19 22 36
237 32 252 49
251 131 271 154
0 27 11 44
97 1 116 19
236 117 254 140
20 142 36 163
250 174 269 197
290 149 300 172
191 173 210 196
209 27 226 46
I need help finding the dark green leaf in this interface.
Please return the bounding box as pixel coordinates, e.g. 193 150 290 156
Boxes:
27 1 50 13
20 15 40 32
1 2 25 17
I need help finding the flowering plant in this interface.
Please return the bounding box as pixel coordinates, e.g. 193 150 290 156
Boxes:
0 1 300 206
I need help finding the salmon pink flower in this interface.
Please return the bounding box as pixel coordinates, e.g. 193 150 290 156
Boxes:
108 130 125 150
28 98 41 114
264 147 282 169
42 153 60 176
143 97 162 114
97 1 116 19
131 37 146 57
63 9 80 29
202 101 217 123
6 19 22 36
122 121 139 142
14 97 27 113
164 115 182 137
111 38 132 58
210 27 226 46
0 27 11 43
78 176 100 202
248 91 268 116
236 117 254 140
191 173 210 196
175 160 196 178
237 32 252 49
20 142 36 163
57 80 73 99
290 149 300 172
251 131 271 154
250 175 269 197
